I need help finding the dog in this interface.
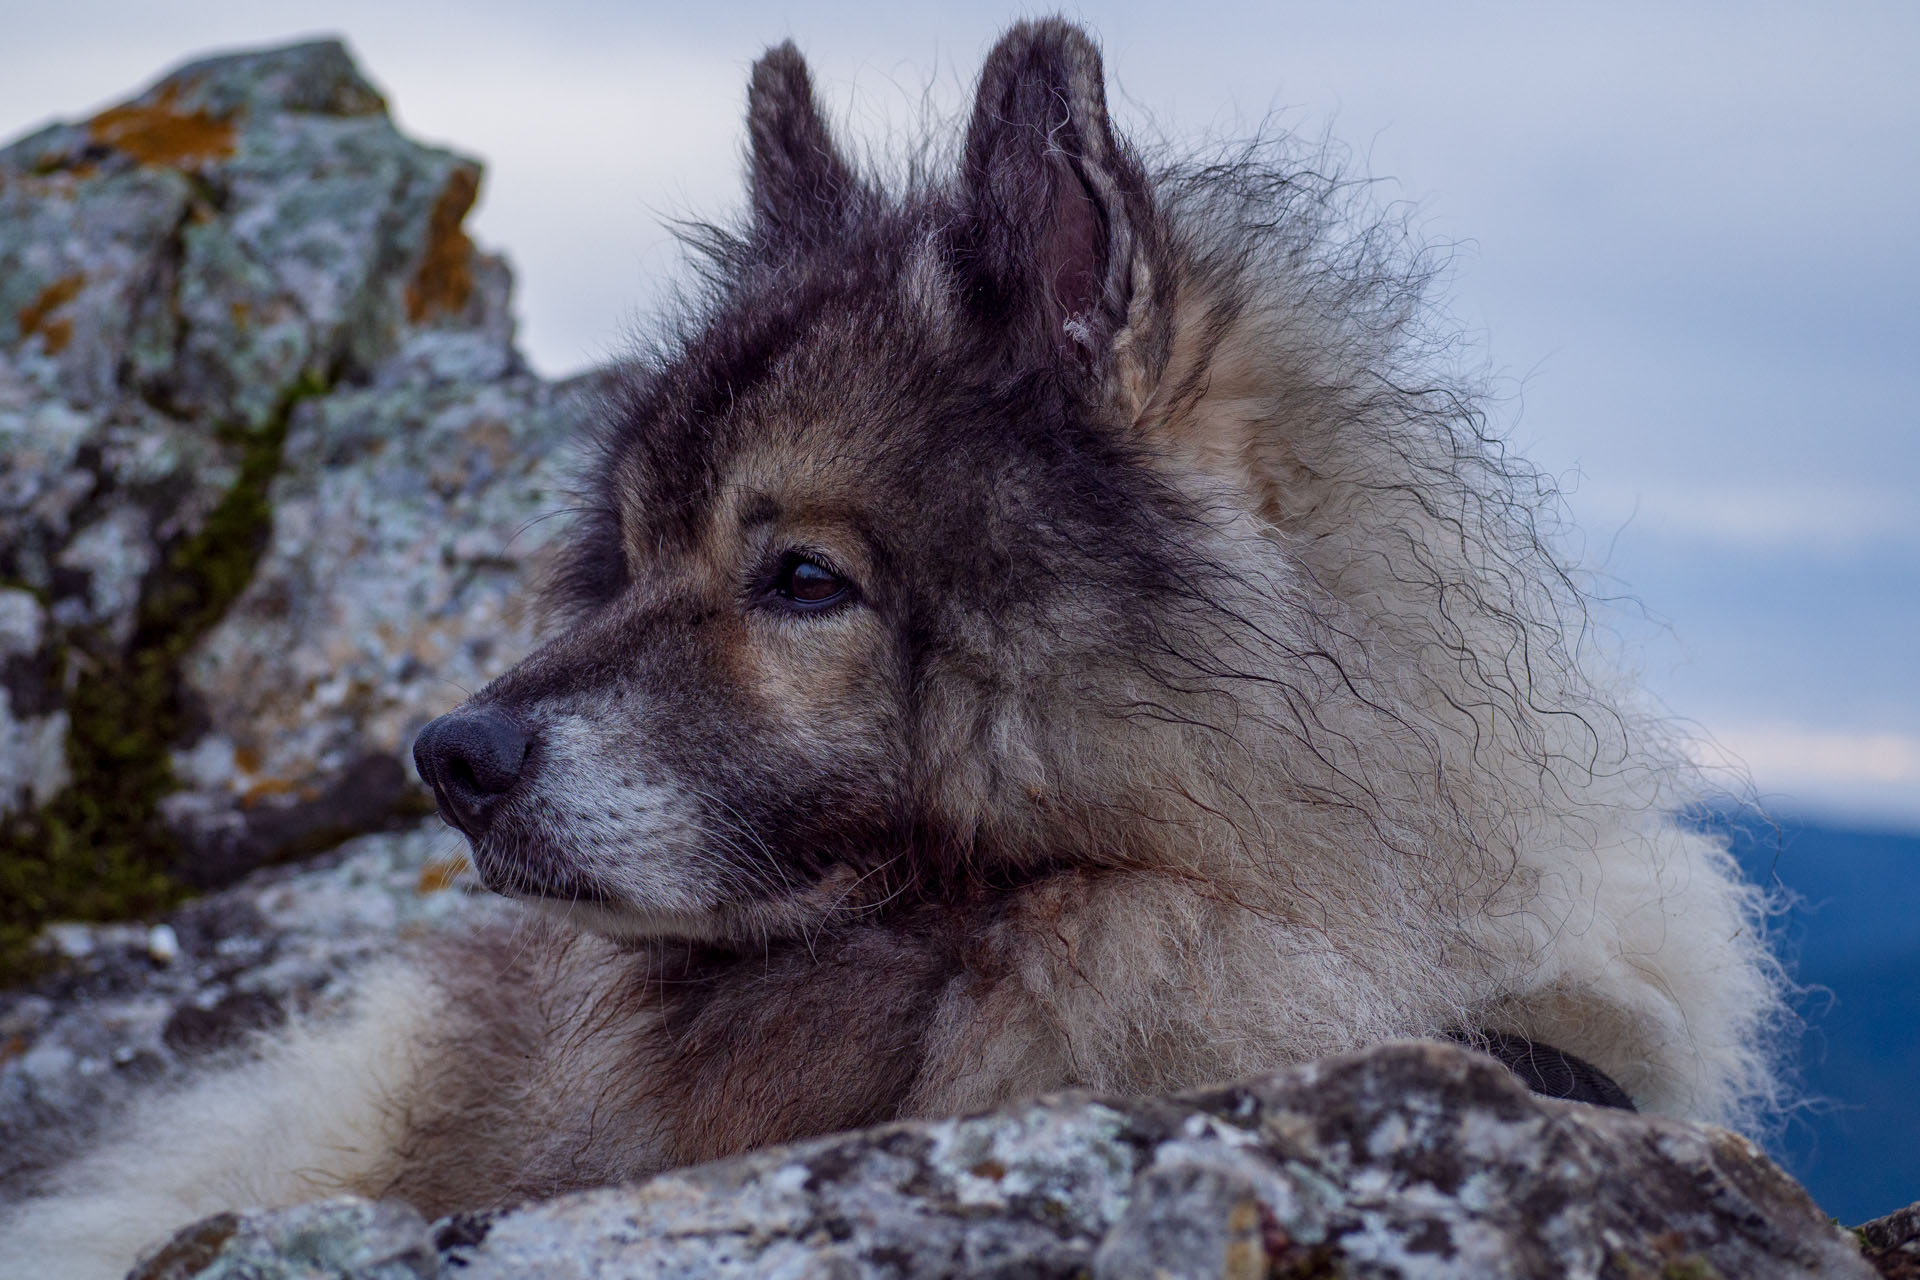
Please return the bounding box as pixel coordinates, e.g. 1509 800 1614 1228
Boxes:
0 19 1784 1274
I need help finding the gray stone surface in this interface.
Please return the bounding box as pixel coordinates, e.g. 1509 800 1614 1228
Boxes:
0 36 591 884
0 819 500 1194
0 586 67 815
0 39 484 424
132 1199 439 1280
1859 1201 1920 1278
165 370 584 880
129 1042 1878 1280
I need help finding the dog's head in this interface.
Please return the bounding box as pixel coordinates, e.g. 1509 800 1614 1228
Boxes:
413 22 1268 942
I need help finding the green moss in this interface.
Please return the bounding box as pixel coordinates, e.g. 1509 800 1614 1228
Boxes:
0 370 327 981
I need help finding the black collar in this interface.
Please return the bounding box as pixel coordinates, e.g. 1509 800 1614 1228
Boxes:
1452 1031 1637 1111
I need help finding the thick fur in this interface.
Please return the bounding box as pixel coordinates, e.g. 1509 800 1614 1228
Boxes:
0 21 1784 1275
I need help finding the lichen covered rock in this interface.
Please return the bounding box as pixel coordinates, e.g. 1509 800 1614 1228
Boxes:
130 1042 1877 1279
0 39 494 425
0 819 498 1196
1859 1201 1920 1279
0 38 591 965
165 370 584 883
133 1198 440 1280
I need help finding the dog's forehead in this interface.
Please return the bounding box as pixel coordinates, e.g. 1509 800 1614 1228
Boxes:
609 288 973 540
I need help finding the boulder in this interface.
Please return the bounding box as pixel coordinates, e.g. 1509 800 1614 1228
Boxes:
0 38 591 967
1859 1202 1920 1279
0 819 501 1195
128 1041 1879 1279
5 831 1899 1275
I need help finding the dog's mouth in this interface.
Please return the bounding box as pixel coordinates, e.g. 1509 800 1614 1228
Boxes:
461 832 770 942
463 830 882 945
467 840 621 908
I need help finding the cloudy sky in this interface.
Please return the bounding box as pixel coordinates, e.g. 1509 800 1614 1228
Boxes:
9 2 1917 826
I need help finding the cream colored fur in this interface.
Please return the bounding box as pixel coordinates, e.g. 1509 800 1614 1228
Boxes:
0 967 436 1277
886 190 1782 1127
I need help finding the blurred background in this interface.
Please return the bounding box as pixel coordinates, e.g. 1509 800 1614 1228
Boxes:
6 0 1914 1222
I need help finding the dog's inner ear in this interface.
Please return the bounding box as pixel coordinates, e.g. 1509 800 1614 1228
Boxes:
1038 164 1106 342
747 41 858 245
957 21 1145 369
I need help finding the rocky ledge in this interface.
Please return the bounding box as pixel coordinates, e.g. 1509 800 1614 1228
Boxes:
130 1041 1903 1280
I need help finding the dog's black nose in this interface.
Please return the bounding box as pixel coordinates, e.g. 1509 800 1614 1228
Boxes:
413 709 529 836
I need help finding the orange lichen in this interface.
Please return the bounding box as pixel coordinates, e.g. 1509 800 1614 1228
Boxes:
17 272 84 354
463 418 515 468
405 166 479 323
239 776 301 808
232 743 264 774
87 82 235 169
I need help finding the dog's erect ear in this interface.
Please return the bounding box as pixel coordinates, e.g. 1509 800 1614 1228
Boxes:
747 41 858 245
957 21 1156 373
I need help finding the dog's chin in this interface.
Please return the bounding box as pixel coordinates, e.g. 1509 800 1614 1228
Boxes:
473 863 732 942
516 896 737 943
509 862 877 947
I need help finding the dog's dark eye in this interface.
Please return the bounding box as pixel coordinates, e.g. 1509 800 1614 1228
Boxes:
772 554 852 610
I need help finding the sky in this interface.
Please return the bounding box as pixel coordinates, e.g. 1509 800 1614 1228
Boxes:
7 2 1917 827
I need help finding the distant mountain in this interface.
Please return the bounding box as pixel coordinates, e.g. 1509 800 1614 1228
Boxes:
1708 810 1920 1223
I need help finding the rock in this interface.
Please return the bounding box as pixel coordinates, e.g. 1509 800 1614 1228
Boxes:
166 371 583 884
1859 1201 1920 1279
0 40 489 425
132 1199 439 1280
0 818 501 1195
129 1042 1876 1279
0 586 69 817
146 923 179 965
0 37 592 962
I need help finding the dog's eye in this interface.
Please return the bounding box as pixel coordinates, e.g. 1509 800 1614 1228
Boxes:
772 554 853 610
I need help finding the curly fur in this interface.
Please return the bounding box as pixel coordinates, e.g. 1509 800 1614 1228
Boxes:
0 20 1785 1276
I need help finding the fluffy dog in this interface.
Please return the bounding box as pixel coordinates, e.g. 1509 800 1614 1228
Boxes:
1 19 1783 1274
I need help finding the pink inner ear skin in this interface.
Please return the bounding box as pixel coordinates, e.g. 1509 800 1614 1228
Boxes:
1042 164 1107 360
